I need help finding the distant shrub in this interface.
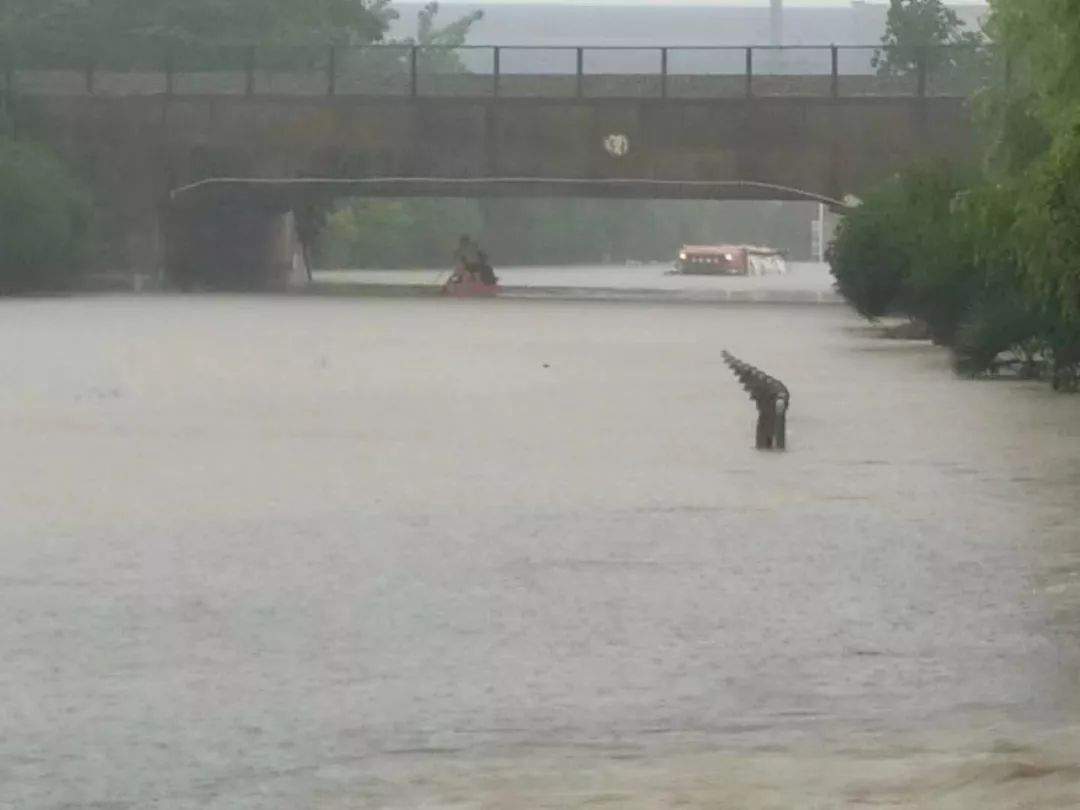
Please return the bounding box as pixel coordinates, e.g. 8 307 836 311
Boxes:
0 138 92 293
826 172 924 321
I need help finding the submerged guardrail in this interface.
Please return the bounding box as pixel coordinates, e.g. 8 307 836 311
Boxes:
722 350 791 451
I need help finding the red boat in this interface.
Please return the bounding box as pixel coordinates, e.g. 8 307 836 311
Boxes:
442 269 500 297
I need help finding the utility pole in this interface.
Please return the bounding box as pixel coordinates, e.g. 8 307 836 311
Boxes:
770 0 783 47
816 203 826 262
769 0 783 76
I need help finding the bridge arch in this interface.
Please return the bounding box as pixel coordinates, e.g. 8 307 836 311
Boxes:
169 176 850 209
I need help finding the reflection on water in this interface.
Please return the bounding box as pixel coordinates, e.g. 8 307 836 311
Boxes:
1 294 1078 807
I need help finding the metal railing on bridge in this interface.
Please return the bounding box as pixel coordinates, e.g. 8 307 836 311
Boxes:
2 43 1003 100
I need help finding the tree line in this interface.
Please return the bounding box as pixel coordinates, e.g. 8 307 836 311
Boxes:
0 0 485 68
828 0 1080 390
315 197 820 269
0 0 395 54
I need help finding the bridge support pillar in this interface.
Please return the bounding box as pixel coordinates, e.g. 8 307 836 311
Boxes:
163 203 309 291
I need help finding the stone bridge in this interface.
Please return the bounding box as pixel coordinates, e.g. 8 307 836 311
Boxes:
7 45 984 288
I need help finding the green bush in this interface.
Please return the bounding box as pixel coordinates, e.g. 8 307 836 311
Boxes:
953 292 1042 377
826 184 911 320
828 163 1016 344
825 0 1080 391
0 139 92 293
827 163 967 329
1012 120 1080 323
1043 320 1080 391
829 161 1080 384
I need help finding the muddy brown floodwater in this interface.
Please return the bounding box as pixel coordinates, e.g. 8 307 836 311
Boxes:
2 293 1079 808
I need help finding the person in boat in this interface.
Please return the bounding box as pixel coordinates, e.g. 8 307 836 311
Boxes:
452 235 481 281
477 251 498 286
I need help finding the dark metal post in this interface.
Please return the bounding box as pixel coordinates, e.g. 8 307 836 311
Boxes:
245 46 255 96
492 46 500 98
745 47 753 98
409 45 418 97
755 400 775 450
660 47 668 98
830 45 839 98
3 58 14 139
165 48 174 97
576 47 584 99
327 45 337 96
916 46 927 97
773 399 787 450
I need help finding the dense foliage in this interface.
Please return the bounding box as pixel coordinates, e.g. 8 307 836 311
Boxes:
826 180 914 321
829 163 997 341
0 0 485 67
989 0 1080 324
0 138 92 293
873 0 984 76
0 0 396 52
826 160 1080 383
828 0 1080 388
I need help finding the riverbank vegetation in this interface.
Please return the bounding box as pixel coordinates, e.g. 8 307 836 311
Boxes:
827 0 1080 390
0 138 91 294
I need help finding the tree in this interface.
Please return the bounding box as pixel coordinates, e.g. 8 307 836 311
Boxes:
1012 123 1080 323
827 180 915 321
394 2 484 75
987 0 1080 323
2 0 398 63
0 138 92 293
414 1 483 48
989 0 1080 126
873 0 984 78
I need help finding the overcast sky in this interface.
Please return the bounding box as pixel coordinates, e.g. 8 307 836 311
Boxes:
434 1 883 5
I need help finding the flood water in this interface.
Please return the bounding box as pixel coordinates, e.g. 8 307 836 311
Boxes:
2 291 1080 808
315 260 842 303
